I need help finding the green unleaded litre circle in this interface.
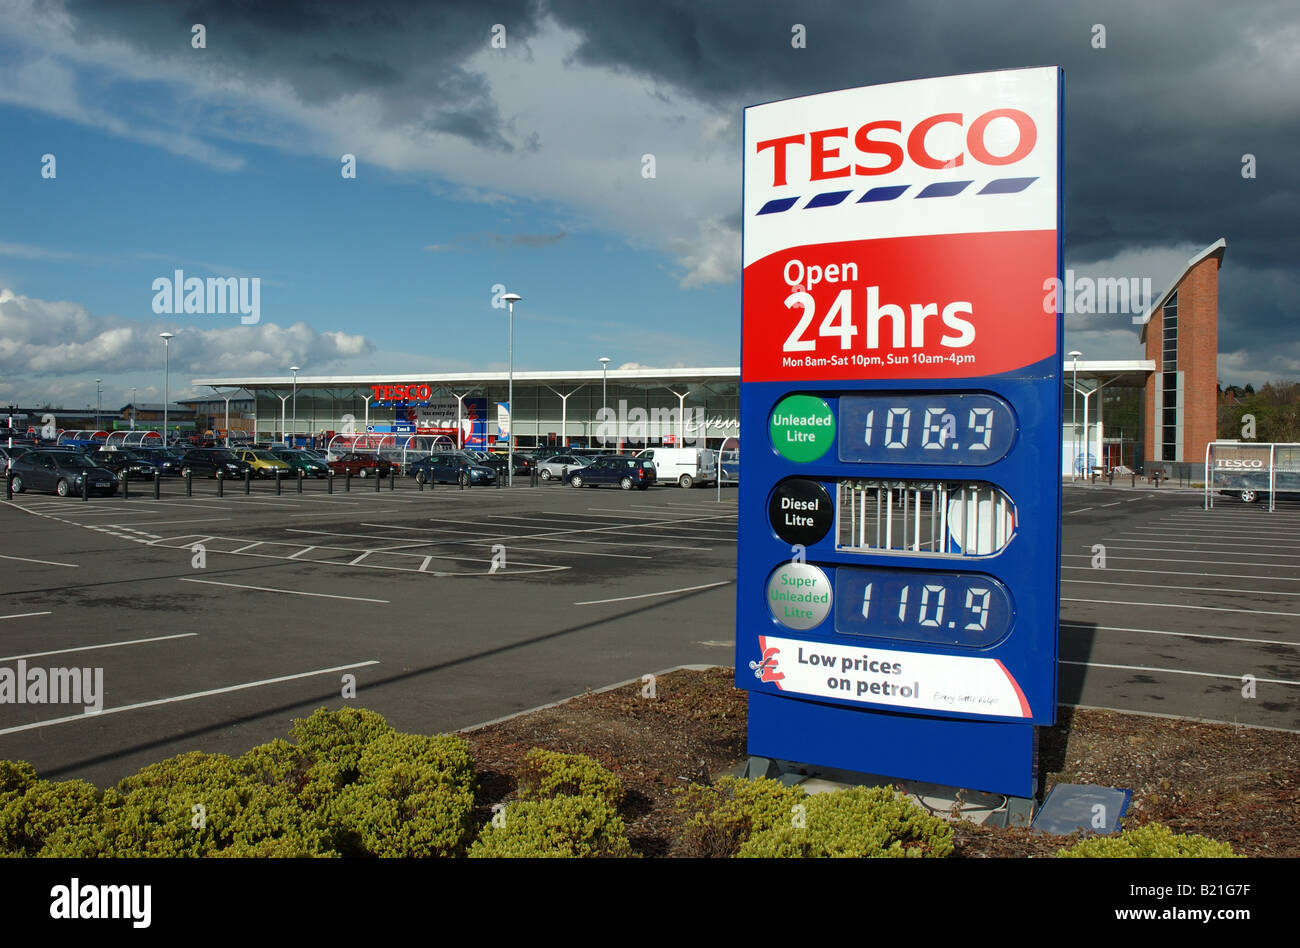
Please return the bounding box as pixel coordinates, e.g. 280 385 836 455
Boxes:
769 394 834 462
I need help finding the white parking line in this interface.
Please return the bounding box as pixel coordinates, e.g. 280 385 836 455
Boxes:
1063 597 1300 618
177 578 389 602
0 612 52 621
1088 543 1300 561
1060 659 1298 688
0 553 78 568
1063 578 1300 598
575 580 733 606
0 633 198 662
1063 563 1300 583
1061 622 1298 649
113 517 233 527
1067 507 1094 514
0 660 381 736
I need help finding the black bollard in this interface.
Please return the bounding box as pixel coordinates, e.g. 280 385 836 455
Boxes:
389 469 394 491
5 472 11 502
185 470 191 497
345 471 351 492
120 471 129 500
217 471 225 497
297 469 303 494
327 470 334 494
155 470 162 500
417 473 423 491
275 470 282 495
81 473 88 502
244 469 251 494
374 470 380 492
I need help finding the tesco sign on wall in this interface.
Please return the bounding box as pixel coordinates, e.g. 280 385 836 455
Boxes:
743 67 1060 383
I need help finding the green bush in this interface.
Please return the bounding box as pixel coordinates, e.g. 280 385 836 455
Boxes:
516 749 624 809
1058 822 1241 858
0 708 477 858
469 795 633 858
328 732 477 857
736 786 953 858
0 779 103 857
675 776 807 858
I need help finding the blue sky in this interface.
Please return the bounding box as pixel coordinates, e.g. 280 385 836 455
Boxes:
0 0 1296 410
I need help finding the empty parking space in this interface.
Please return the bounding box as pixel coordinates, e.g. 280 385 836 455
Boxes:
1060 485 1300 730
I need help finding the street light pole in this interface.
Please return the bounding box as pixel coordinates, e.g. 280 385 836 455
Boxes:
599 357 610 449
291 366 300 447
131 387 137 430
159 332 174 444
95 379 101 432
502 293 521 487
1069 350 1081 480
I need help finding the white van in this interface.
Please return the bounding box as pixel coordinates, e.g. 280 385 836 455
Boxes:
637 447 717 488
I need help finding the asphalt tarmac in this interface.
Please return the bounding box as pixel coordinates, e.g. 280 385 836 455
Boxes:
0 475 1293 788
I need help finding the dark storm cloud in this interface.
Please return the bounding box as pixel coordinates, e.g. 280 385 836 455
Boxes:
58 0 543 151
545 0 1299 382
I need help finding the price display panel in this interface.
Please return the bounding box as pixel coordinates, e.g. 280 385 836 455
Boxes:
737 68 1063 797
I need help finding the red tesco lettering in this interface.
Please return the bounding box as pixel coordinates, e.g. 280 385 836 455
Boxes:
757 108 1037 186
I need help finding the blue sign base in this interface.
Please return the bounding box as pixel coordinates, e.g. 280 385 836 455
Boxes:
748 691 1038 798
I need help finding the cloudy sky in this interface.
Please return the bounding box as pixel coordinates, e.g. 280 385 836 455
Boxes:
0 0 1296 409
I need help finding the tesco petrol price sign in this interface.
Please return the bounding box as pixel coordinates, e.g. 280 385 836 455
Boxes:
736 68 1064 799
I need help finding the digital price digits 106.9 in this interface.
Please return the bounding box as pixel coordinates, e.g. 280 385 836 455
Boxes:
838 392 1016 465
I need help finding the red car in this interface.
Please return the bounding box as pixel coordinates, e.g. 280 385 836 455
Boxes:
328 453 392 478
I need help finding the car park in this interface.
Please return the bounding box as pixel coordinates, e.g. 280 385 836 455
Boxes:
482 452 534 477
180 448 254 479
328 453 392 478
7 450 119 497
536 454 588 480
566 455 657 490
234 449 294 478
408 452 497 485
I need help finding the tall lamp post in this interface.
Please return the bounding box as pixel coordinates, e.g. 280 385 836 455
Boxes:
95 378 102 432
130 387 137 430
159 332 174 443
502 293 521 487
599 357 610 448
1069 350 1081 480
290 366 300 447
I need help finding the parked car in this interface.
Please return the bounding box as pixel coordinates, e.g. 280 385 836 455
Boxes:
636 447 717 488
87 448 162 479
180 449 253 479
408 452 497 485
482 452 535 477
233 449 293 478
7 450 119 497
269 449 330 477
134 447 185 476
535 454 589 481
566 455 657 490
328 453 393 478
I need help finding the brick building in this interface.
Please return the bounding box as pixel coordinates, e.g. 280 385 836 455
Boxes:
1140 238 1225 465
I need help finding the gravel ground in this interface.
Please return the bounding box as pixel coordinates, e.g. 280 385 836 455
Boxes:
460 667 1299 857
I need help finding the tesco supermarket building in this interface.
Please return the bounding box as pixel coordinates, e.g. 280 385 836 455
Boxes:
189 367 741 451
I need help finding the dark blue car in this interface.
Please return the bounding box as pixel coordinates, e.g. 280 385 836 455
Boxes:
566 455 656 490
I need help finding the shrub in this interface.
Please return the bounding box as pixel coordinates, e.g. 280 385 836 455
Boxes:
0 760 37 797
736 786 953 858
0 779 102 857
328 732 477 857
1058 822 1241 858
469 795 633 858
515 749 623 809
675 776 807 858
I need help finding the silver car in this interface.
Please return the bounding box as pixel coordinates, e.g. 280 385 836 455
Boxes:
536 454 589 480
